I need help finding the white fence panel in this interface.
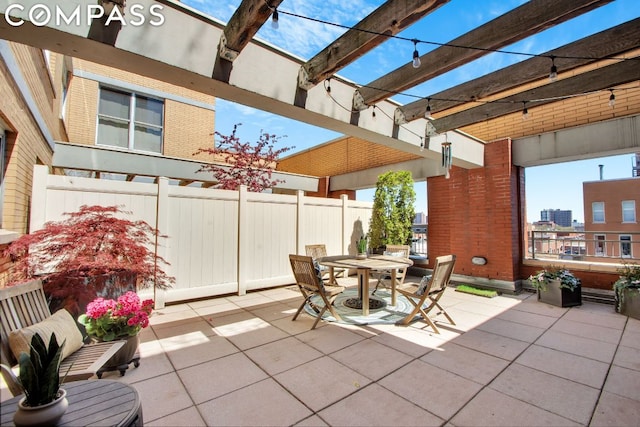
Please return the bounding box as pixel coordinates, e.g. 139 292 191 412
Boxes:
164 185 239 302
301 196 344 256
344 200 373 254
241 190 298 292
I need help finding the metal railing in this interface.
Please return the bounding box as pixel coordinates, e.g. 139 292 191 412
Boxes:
529 230 640 263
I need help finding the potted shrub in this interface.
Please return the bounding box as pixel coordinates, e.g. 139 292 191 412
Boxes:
613 263 640 319
78 291 154 377
529 266 581 307
7 333 69 426
4 205 175 319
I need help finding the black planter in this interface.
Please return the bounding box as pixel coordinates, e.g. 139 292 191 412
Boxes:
538 279 582 307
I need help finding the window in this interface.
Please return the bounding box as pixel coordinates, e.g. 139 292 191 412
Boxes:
592 202 605 223
620 235 632 258
595 234 606 257
622 200 636 223
97 87 164 153
0 127 5 227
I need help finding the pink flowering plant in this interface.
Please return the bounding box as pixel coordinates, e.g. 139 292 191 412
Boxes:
78 292 154 341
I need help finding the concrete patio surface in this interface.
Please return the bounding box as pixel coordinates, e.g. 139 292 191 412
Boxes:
2 275 639 426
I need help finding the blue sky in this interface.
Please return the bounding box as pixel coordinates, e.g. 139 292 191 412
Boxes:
181 0 639 223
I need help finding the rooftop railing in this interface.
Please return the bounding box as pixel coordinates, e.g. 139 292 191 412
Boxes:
529 230 640 263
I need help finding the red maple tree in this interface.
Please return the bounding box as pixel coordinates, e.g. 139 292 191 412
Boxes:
4 205 174 315
194 124 294 192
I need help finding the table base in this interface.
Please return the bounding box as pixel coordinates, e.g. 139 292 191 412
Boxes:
343 297 386 310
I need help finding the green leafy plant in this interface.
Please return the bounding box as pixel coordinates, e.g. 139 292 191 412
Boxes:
17 333 65 407
357 235 368 254
613 262 640 312
528 266 580 292
368 170 416 251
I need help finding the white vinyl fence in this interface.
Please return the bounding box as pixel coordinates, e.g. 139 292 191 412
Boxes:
30 165 372 307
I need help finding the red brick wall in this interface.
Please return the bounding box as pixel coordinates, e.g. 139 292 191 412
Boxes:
427 138 523 282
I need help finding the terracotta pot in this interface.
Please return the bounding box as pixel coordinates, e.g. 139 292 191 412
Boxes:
14 388 68 427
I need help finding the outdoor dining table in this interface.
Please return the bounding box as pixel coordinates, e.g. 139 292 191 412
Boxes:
318 254 413 316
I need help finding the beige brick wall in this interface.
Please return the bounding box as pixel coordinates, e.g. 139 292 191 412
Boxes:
461 86 640 143
65 59 215 160
0 43 59 233
278 136 420 176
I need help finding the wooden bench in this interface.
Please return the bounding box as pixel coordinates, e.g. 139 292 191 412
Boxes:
0 280 124 396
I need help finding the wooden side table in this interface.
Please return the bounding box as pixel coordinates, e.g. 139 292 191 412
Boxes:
0 379 142 426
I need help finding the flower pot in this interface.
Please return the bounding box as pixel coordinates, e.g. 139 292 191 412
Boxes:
616 288 640 320
96 335 141 378
538 278 581 307
13 388 68 427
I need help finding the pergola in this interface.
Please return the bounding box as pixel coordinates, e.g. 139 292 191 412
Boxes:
1 0 638 182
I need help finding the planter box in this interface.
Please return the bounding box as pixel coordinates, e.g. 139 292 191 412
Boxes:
616 288 640 320
538 279 582 307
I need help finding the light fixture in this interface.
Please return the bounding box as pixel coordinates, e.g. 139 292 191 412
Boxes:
325 78 331 95
549 56 558 82
424 98 432 118
271 8 279 29
441 135 452 179
420 138 424 152
608 89 615 107
372 105 376 118
522 101 529 120
412 39 421 68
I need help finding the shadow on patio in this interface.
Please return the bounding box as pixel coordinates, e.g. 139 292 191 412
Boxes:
2 275 639 426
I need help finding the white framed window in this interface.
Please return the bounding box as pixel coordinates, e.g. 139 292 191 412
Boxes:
97 87 164 153
620 235 632 258
592 202 605 223
595 234 606 257
622 200 636 223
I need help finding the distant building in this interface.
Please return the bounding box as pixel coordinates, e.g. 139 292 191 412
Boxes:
540 209 573 227
413 212 427 224
583 173 640 261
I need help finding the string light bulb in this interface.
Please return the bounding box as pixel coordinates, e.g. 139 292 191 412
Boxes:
608 89 615 107
549 56 558 82
522 101 529 120
325 78 331 95
412 39 421 68
372 105 376 118
420 138 424 152
425 98 432 118
271 8 279 29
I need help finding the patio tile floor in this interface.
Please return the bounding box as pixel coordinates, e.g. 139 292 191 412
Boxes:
2 275 639 426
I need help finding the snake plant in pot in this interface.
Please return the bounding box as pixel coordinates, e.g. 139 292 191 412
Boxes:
12 333 69 426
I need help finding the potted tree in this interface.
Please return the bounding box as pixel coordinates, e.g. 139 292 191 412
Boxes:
368 170 415 253
529 266 581 307
4 333 69 426
613 263 640 319
4 205 175 319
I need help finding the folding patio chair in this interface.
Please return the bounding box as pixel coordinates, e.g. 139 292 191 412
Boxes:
289 254 345 329
304 244 346 282
396 254 456 333
372 244 410 295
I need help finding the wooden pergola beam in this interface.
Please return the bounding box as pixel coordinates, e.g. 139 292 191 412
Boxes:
356 0 613 107
218 0 284 62
431 59 640 133
298 0 448 89
397 18 640 123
